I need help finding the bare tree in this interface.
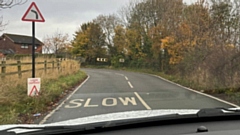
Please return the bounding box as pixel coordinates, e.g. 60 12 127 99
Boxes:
0 0 27 9
93 14 121 47
0 16 7 31
0 0 27 31
43 31 70 54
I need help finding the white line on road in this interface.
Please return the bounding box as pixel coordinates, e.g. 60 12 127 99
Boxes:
152 75 240 108
125 76 128 80
39 75 90 124
134 92 151 110
128 81 134 88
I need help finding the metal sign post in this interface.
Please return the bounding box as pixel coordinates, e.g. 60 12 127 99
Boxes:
22 2 45 78
32 21 35 77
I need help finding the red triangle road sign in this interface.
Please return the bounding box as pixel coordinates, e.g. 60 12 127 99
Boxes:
29 85 39 96
22 2 45 22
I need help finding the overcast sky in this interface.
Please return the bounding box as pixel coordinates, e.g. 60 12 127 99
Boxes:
0 0 197 41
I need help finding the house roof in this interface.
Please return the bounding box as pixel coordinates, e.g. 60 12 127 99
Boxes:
3 33 43 45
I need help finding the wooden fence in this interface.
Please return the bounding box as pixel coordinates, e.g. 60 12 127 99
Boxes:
0 60 63 78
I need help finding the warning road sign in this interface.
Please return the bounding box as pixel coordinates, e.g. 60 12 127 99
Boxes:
28 78 41 96
22 2 45 22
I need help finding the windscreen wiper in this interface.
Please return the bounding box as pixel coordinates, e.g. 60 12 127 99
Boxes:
197 107 240 117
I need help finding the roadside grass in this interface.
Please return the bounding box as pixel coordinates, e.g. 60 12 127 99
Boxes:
0 57 87 124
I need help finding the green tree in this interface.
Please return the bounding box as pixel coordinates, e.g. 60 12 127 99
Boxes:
113 25 128 56
71 22 107 63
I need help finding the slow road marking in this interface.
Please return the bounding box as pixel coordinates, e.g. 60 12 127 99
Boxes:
65 97 138 108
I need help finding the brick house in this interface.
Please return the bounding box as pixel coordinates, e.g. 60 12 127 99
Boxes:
0 33 43 55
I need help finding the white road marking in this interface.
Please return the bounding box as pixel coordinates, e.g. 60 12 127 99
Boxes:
39 75 90 124
125 76 128 80
102 98 117 106
128 81 134 88
64 97 137 108
134 92 151 110
84 98 98 107
119 97 137 106
65 99 84 108
152 75 240 108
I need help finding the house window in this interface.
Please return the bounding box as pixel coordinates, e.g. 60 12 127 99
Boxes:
21 44 28 49
35 46 37 50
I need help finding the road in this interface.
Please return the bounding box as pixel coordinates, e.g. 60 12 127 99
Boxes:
41 68 237 124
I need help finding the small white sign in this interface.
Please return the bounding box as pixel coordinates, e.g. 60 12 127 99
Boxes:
28 78 41 96
119 58 125 63
97 58 108 62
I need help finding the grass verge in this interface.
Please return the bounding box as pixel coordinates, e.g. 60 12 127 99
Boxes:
0 68 87 125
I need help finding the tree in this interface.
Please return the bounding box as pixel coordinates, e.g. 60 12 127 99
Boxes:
71 22 107 63
43 31 70 54
125 27 146 60
209 0 240 47
93 14 121 47
0 0 27 31
113 25 128 56
116 0 186 68
0 0 27 9
0 16 6 32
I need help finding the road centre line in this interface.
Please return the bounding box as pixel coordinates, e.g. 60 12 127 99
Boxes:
128 81 134 88
39 75 90 124
134 92 151 110
115 73 132 89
